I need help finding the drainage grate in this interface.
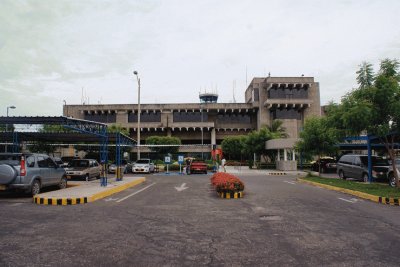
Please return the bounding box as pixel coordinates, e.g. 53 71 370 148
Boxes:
259 215 282 221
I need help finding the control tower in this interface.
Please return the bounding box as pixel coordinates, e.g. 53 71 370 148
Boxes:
199 93 218 103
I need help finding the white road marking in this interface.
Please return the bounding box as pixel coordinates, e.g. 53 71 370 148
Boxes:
175 183 188 192
116 182 156 203
338 197 358 203
283 181 296 185
104 197 119 202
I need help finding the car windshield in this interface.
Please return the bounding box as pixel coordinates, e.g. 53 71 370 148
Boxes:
68 160 89 168
136 160 150 164
360 156 389 166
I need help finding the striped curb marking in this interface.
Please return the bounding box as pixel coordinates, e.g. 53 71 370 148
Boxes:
297 178 400 206
33 177 146 206
218 191 244 199
268 172 287 176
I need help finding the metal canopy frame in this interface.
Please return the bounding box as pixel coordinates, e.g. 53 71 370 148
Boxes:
0 116 136 186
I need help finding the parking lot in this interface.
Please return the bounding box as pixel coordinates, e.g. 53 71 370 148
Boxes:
1 171 400 266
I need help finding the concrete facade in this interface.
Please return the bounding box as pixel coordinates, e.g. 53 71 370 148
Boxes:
64 76 321 157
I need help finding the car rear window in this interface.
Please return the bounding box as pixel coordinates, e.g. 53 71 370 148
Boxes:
68 160 89 168
360 156 389 166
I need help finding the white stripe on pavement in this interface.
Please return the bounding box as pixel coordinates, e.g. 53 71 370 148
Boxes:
338 197 357 203
116 182 157 203
283 181 296 185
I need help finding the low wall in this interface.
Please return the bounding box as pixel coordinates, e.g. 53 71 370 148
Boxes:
276 160 297 171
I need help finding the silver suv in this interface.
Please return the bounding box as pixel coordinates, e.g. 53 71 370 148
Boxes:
0 153 67 195
337 154 390 182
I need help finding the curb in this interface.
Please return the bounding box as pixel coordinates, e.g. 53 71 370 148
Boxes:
268 172 287 176
33 177 146 206
218 191 244 199
297 178 400 206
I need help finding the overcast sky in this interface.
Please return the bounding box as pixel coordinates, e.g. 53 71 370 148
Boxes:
1 0 400 116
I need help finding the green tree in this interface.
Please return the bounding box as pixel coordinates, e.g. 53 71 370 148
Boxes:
356 61 374 89
108 124 129 136
243 127 280 163
332 58 400 186
296 117 339 172
267 119 288 138
221 136 246 160
146 136 181 156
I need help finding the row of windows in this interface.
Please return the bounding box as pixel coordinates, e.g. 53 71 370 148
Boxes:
83 111 253 123
84 114 116 123
216 114 252 124
270 109 302 120
173 112 208 122
128 112 161 122
268 88 308 99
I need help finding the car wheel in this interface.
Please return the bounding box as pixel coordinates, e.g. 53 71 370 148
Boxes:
339 170 346 180
363 173 369 183
388 172 396 187
31 179 41 196
85 174 90 182
59 176 67 189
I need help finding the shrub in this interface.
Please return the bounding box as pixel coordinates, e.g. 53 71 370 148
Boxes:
210 172 244 193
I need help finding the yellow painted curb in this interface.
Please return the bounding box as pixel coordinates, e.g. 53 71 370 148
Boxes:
297 178 400 206
218 191 244 199
33 178 146 206
89 177 146 202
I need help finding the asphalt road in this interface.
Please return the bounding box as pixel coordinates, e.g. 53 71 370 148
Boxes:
1 173 400 267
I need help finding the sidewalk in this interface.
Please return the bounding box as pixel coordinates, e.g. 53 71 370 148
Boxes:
224 166 307 176
33 176 146 205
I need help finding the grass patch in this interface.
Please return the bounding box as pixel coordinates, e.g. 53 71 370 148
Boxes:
302 176 400 198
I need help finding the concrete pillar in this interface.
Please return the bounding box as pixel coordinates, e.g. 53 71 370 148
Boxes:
292 150 295 161
211 128 216 145
277 150 280 161
167 128 172 137
284 149 287 161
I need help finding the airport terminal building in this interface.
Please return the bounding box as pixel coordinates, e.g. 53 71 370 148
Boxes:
64 76 321 165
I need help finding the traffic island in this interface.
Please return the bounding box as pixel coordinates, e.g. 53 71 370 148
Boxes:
298 177 400 206
33 177 146 205
211 172 245 199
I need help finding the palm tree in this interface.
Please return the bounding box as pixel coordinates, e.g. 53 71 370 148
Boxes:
267 119 288 138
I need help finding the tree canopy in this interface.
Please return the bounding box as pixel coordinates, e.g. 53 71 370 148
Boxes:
145 136 181 155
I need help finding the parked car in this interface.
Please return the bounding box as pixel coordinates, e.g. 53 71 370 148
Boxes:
0 153 67 195
311 157 337 173
65 159 101 181
387 158 400 187
336 154 390 182
132 159 155 174
190 159 207 174
108 160 132 174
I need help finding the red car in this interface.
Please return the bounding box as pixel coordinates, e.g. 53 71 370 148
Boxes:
190 159 207 174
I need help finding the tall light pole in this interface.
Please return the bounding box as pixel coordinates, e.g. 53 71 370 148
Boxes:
5 105 16 152
200 104 203 159
133 71 141 160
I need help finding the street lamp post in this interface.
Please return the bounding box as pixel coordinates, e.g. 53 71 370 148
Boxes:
200 104 203 159
133 71 141 160
5 105 16 152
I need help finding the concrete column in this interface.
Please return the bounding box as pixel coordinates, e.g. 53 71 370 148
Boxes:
292 150 295 161
116 110 128 124
284 149 287 161
167 128 172 137
277 149 280 161
211 128 216 145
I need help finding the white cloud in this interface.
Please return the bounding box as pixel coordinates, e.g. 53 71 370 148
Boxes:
1 0 400 116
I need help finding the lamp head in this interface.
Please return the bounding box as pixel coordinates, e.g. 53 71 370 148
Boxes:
133 71 138 75
8 106 16 109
